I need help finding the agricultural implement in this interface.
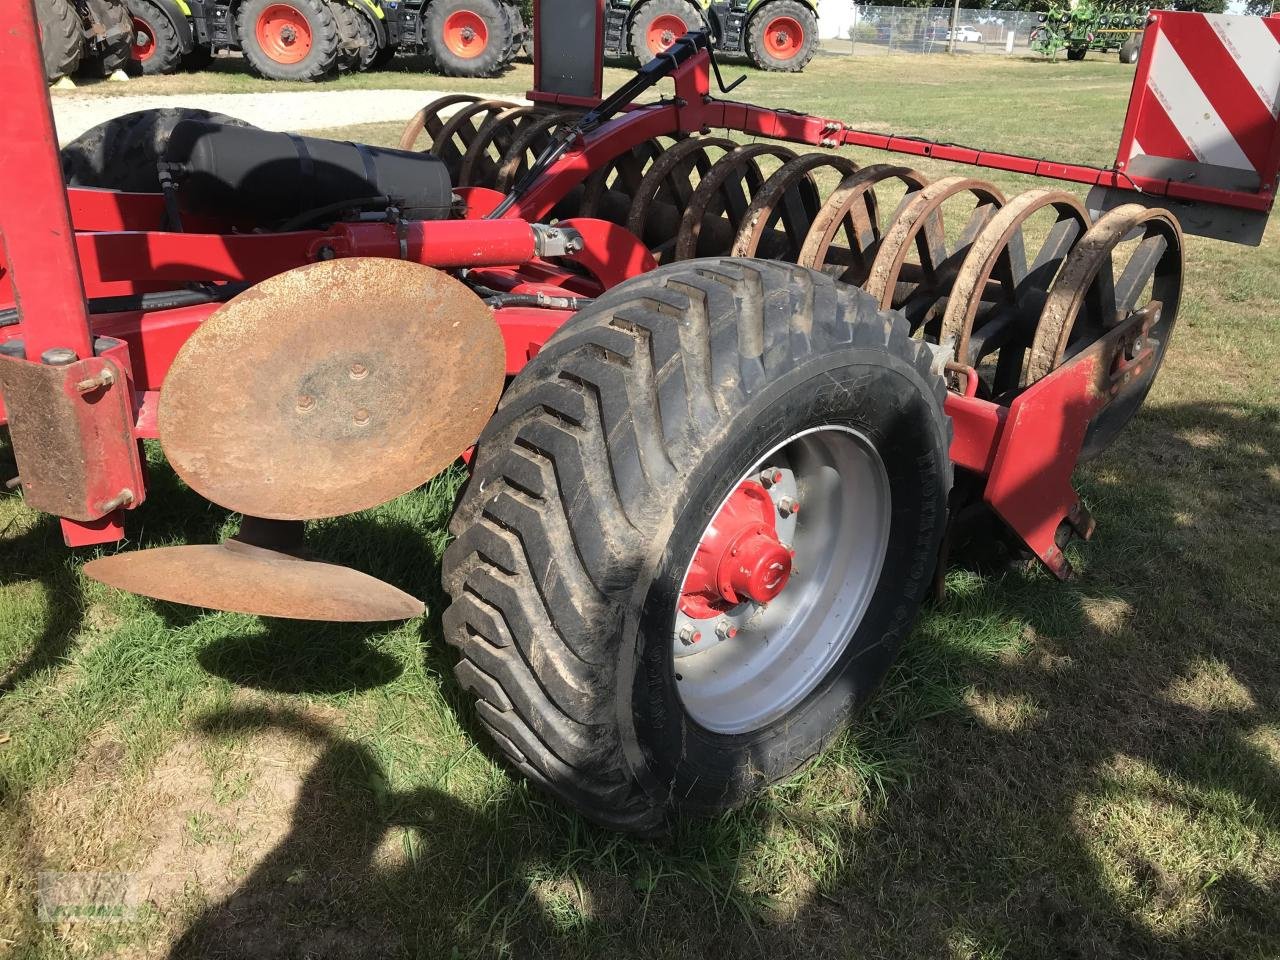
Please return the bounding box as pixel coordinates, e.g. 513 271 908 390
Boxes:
120 0 525 79
3 1 1279 831
1031 2 1145 62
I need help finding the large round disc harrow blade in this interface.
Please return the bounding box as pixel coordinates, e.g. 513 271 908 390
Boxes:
84 541 425 622
399 94 481 152
674 143 797 261
626 136 738 263
158 258 505 521
861 175 1005 337
1026 204 1183 459
459 105 550 189
939 188 1089 394
796 164 930 286
729 153 860 263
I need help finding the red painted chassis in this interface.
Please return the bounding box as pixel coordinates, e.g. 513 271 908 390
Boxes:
0 2 1262 578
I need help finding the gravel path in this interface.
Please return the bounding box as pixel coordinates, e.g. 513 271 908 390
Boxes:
51 88 527 144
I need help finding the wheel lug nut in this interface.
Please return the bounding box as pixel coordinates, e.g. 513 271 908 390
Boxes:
777 496 800 516
715 619 738 640
759 468 783 488
679 626 702 646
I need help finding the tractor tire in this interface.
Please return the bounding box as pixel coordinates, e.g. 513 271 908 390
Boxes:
423 0 514 77
1066 45 1086 61
80 0 133 76
335 2 377 72
126 0 183 75
236 0 340 81
628 0 701 64
61 107 252 192
1118 40 1139 64
746 0 818 72
37 0 84 82
441 258 952 832
501 0 527 61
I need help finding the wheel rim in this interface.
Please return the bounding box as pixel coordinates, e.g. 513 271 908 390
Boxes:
646 13 688 55
442 10 489 59
131 16 156 61
673 425 891 735
763 15 804 59
256 3 313 64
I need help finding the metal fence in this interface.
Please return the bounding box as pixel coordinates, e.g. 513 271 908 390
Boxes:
814 3 1046 57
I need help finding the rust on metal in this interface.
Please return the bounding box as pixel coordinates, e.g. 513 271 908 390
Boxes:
0 354 144 521
83 539 425 621
938 188 1089 385
796 163 930 285
624 136 737 259
674 143 798 261
728 152 860 262
398 94 481 151
158 258 505 520
493 111 583 193
459 104 548 189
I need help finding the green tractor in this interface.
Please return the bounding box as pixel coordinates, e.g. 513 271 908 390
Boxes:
603 0 819 72
123 0 524 80
1030 1 1144 63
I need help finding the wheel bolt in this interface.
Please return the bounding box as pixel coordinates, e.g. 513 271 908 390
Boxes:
715 619 738 640
777 496 800 516
759 468 783 488
679 626 702 646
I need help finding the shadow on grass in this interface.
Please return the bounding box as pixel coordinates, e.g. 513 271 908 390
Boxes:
161 400 1278 959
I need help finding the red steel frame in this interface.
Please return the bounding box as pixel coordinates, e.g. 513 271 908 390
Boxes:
0 0 1271 575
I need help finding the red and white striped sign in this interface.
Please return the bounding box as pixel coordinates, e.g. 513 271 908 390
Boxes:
1120 12 1280 181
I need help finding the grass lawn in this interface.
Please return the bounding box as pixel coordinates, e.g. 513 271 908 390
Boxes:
5 51 1280 959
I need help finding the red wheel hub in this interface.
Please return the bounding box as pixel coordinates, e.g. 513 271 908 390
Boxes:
679 481 793 619
256 4 313 65
763 15 804 59
442 9 489 59
131 16 156 62
646 13 688 56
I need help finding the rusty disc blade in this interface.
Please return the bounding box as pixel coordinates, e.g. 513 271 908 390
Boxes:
159 258 504 520
83 541 425 622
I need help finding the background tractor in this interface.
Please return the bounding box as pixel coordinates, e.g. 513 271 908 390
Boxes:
5 2 1279 831
122 0 525 80
35 0 132 81
603 0 819 71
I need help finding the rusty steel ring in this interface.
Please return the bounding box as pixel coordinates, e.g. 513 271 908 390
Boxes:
577 138 670 223
493 110 582 194
673 143 798 261
728 153 860 262
398 94 481 152
426 99 521 185
624 136 737 261
796 164 930 286
861 175 1006 335
939 188 1090 378
458 105 549 189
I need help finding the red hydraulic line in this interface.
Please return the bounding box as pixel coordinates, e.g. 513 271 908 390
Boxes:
0 0 93 361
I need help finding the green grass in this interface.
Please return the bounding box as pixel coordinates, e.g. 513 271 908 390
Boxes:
6 51 1280 959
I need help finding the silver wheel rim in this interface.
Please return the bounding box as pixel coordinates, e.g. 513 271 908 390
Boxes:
672 425 892 735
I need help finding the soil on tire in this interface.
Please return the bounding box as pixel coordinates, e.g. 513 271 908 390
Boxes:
442 258 952 833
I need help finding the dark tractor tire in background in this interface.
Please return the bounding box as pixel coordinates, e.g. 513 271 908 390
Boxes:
236 0 340 81
37 0 84 82
126 0 183 75
61 107 252 192
182 45 213 70
80 0 133 76
628 0 702 64
335 2 377 72
746 0 818 72
1066 45 1087 61
441 258 953 832
424 0 514 77
370 41 399 68
1119 40 1139 64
